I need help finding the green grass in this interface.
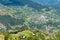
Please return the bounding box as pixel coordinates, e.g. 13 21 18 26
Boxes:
0 29 60 40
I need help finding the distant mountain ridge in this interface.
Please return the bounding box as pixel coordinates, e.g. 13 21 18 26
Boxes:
32 0 60 5
32 0 60 12
0 0 49 11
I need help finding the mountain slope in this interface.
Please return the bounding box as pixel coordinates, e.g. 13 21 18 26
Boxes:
32 0 60 13
0 0 60 33
0 0 49 11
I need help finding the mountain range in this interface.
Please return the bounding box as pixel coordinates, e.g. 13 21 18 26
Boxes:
0 0 60 33
0 0 51 11
32 0 60 12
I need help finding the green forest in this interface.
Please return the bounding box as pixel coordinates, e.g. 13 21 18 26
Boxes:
0 0 60 40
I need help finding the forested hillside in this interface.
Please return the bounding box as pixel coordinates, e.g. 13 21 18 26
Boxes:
0 0 60 40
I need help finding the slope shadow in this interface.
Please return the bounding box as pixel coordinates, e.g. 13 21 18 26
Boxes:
0 15 25 26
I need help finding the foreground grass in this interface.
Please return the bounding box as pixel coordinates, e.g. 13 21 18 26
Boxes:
0 34 4 40
0 30 60 40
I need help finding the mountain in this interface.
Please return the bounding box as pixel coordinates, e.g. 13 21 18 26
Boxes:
32 0 60 5
0 0 60 33
32 0 60 12
0 0 49 11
